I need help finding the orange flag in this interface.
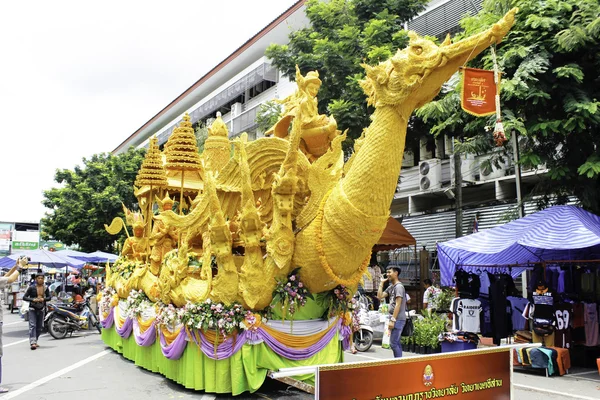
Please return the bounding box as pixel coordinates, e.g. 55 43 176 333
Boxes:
460 67 498 117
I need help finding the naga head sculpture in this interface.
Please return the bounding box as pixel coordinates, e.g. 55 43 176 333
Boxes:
360 8 517 114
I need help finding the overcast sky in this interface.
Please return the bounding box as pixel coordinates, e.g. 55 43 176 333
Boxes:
0 0 298 223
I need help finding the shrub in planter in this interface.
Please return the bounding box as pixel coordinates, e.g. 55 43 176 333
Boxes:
400 336 409 352
414 312 447 355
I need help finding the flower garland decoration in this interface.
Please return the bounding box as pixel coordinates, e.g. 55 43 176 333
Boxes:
181 299 246 339
324 285 354 317
99 286 117 317
270 267 313 322
111 258 138 280
315 190 370 287
155 302 185 330
124 289 152 319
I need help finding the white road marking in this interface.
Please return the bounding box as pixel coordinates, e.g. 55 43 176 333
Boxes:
514 383 600 400
2 321 26 327
4 335 48 348
2 350 111 399
200 395 216 400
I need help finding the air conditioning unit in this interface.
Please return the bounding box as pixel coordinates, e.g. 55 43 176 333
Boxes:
419 158 442 191
476 154 508 181
231 102 243 118
450 154 477 184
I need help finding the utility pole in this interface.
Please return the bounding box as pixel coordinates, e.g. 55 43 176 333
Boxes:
512 130 527 296
454 152 463 238
512 130 524 218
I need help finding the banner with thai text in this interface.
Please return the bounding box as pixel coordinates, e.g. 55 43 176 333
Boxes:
461 67 497 117
317 347 510 400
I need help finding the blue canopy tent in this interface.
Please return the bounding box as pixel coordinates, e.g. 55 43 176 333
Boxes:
78 250 118 263
437 206 600 286
54 249 92 259
0 250 85 269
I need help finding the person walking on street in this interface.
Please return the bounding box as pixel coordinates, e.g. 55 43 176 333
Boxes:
0 262 21 393
23 272 51 350
87 275 97 293
377 267 407 358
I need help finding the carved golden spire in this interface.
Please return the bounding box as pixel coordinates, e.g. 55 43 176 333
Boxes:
203 112 231 173
135 137 167 188
164 113 202 171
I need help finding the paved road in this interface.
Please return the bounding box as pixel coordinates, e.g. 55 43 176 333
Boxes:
2 310 599 399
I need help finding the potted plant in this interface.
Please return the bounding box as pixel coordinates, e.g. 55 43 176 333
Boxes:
415 313 447 354
431 288 454 313
401 336 409 352
413 319 427 354
408 334 415 353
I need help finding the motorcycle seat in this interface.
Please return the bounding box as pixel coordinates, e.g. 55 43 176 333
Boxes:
53 304 82 313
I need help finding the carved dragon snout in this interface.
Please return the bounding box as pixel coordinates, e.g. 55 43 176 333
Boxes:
361 8 518 111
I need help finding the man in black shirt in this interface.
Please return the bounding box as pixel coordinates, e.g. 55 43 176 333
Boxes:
23 272 51 350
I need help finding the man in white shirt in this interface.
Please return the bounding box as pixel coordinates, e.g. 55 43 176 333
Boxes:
0 261 21 393
423 279 440 310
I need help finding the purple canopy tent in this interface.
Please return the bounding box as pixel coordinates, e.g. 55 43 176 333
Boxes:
437 206 600 286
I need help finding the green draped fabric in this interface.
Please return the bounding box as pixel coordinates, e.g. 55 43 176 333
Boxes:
101 326 343 396
270 295 330 320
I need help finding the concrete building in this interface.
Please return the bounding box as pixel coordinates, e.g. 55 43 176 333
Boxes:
112 0 552 266
0 221 40 256
112 1 310 154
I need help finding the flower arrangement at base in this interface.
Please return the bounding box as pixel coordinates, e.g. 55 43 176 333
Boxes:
111 258 138 280
323 284 355 318
124 289 153 319
181 299 246 340
270 267 313 321
99 286 117 317
155 302 185 330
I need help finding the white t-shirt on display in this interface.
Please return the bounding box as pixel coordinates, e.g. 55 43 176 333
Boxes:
456 298 482 333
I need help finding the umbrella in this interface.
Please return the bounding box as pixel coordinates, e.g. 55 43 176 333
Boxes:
82 250 119 263
0 250 85 269
54 249 92 258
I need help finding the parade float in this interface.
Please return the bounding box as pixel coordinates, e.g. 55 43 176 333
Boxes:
99 9 517 395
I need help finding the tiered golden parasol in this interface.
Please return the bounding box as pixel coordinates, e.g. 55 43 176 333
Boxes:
164 113 203 215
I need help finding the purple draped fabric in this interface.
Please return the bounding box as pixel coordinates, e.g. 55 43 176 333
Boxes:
256 319 342 360
133 318 157 347
113 317 344 361
115 315 133 338
100 308 114 329
340 324 351 351
193 330 248 360
159 328 187 360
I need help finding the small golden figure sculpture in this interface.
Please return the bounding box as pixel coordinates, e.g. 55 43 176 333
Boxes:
121 214 149 262
149 193 178 275
266 66 339 162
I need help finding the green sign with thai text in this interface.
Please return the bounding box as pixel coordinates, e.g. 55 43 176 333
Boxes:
12 241 38 250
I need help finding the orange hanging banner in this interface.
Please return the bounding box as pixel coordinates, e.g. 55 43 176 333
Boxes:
461 67 498 117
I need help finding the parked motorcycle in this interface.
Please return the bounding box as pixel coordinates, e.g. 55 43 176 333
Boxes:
44 290 101 339
352 293 386 352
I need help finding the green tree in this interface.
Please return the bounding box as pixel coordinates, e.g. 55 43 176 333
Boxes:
265 0 428 152
41 147 146 252
416 0 600 213
255 100 283 134
195 122 208 153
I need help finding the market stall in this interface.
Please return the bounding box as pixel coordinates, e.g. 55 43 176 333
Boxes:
437 205 600 286
437 205 600 369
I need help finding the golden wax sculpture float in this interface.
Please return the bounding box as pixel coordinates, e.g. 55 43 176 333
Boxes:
105 9 517 311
